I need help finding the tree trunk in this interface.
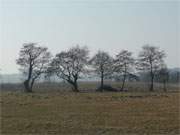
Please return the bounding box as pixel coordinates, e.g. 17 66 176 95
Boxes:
150 60 154 91
67 78 79 92
121 66 127 91
150 73 154 91
30 78 35 91
24 63 33 92
70 77 79 92
100 71 104 92
23 80 32 92
176 72 179 83
163 80 167 92
121 73 126 91
72 82 79 92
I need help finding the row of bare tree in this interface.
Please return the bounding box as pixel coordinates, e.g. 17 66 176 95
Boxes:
16 43 167 92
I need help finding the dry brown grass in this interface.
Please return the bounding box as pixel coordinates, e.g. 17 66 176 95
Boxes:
0 91 180 135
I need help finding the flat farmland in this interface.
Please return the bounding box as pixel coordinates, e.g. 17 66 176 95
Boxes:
0 91 179 135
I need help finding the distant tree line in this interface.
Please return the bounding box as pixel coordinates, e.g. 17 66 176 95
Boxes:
17 43 176 93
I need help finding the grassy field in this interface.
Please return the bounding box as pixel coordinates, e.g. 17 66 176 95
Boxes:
0 90 179 135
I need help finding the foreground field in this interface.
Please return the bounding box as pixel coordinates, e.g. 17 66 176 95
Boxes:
0 91 180 135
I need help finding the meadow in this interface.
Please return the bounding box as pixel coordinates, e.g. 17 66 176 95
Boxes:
0 82 180 135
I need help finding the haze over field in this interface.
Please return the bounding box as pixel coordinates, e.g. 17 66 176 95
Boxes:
1 2 180 135
0 0 179 74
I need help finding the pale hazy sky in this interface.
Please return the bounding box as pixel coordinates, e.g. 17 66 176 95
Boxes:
0 0 179 74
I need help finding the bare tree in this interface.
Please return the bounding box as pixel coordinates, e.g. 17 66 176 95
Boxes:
89 51 113 91
114 50 134 91
16 43 51 92
158 64 169 92
136 45 166 91
48 45 89 92
175 71 180 83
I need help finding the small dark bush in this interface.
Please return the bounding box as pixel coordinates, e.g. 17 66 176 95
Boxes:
96 85 118 92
